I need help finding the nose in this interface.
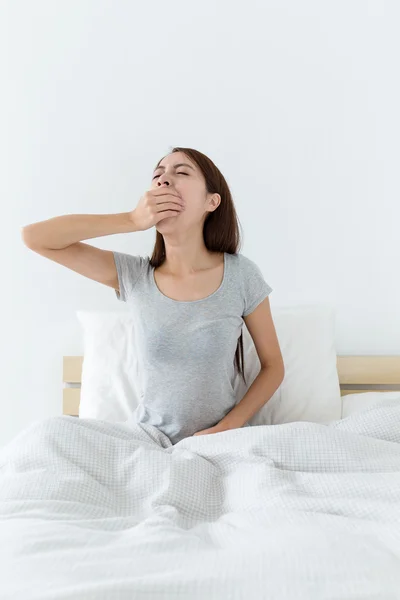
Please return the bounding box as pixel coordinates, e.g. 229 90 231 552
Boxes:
157 173 171 186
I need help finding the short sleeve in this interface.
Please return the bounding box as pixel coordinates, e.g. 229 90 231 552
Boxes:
112 251 147 302
240 255 273 316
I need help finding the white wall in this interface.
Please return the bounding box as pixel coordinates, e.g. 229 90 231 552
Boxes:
2 0 399 448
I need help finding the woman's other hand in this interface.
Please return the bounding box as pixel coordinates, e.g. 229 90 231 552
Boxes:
193 424 227 436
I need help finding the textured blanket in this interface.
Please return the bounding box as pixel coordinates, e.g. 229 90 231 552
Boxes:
1 399 400 599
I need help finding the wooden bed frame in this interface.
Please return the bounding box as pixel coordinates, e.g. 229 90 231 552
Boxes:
62 356 400 417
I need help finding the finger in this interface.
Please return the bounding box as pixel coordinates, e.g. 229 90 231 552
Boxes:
155 201 185 209
155 210 182 222
155 198 185 209
152 189 182 199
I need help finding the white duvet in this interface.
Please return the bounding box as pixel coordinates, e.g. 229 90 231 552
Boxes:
1 399 400 600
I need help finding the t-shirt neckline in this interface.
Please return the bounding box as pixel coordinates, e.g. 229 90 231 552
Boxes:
151 252 228 304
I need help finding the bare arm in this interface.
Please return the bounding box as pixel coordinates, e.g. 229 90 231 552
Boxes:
21 189 185 291
21 212 139 291
21 212 138 249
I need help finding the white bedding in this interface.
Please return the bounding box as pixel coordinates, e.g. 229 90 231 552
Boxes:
341 390 400 418
1 399 400 599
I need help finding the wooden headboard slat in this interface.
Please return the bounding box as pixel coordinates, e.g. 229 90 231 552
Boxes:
63 388 81 417
63 356 84 384
62 355 400 416
336 356 400 385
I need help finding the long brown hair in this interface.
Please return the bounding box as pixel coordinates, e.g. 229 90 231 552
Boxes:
149 146 246 384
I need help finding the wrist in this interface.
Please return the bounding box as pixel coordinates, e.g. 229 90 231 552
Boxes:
215 421 234 432
217 416 245 431
121 211 140 233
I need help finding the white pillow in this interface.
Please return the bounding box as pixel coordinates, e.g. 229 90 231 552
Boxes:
341 391 400 419
76 311 143 422
234 304 342 426
76 304 341 426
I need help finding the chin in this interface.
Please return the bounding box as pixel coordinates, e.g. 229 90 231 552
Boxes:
155 216 180 234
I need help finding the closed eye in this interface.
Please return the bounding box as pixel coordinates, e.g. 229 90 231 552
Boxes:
152 172 189 180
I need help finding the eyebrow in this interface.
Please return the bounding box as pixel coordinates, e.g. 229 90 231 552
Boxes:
153 162 196 173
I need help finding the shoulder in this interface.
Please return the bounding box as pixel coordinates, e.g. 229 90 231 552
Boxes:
228 252 273 316
112 252 151 296
112 252 152 302
228 252 264 276
113 251 150 273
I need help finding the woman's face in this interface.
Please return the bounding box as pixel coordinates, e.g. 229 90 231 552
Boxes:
150 152 220 234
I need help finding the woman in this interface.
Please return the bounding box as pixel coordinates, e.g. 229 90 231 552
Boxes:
22 146 285 444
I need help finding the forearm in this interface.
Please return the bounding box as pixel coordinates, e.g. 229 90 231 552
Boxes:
218 364 285 430
21 212 137 250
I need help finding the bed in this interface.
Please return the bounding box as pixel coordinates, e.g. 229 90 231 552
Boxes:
62 354 400 417
1 354 399 599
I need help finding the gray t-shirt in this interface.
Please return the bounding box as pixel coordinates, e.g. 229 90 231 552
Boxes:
113 251 273 445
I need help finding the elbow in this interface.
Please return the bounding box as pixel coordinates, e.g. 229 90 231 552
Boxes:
261 359 285 384
21 225 32 247
279 358 285 381
275 361 285 386
280 359 285 380
21 225 39 249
